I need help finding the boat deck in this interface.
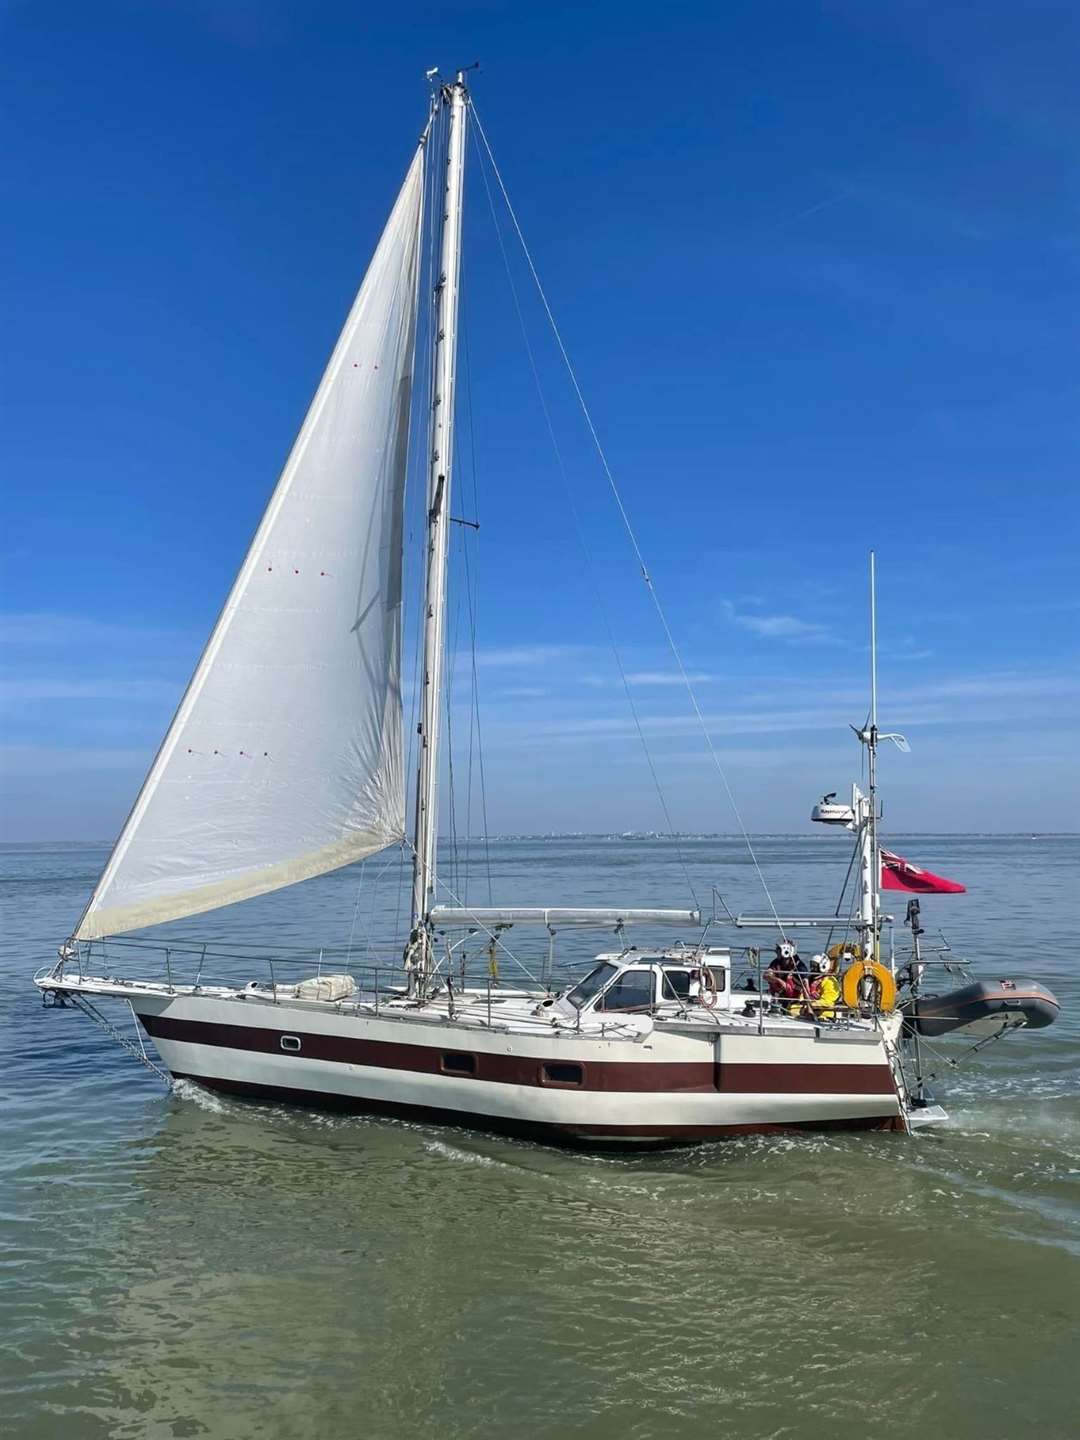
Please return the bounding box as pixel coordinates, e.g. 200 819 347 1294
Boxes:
35 969 891 1044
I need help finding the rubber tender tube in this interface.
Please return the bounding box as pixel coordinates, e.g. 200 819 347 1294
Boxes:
903 978 1059 1038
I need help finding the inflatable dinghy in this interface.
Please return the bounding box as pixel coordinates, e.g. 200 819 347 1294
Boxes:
904 978 1059 1039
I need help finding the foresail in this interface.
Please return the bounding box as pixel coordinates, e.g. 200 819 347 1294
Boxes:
76 148 425 940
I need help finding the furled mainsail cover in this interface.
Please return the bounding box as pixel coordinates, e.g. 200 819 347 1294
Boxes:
76 149 424 940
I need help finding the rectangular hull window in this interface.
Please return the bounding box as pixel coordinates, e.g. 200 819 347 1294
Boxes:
441 1052 478 1076
541 1062 584 1087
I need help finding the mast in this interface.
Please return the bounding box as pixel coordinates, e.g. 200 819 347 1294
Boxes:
408 73 469 983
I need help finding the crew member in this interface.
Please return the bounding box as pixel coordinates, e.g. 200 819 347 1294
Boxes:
808 954 841 1022
765 942 807 1005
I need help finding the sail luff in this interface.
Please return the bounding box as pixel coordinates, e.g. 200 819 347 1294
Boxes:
75 143 426 941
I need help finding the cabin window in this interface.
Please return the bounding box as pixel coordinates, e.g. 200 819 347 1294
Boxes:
280 1035 302 1053
662 965 727 998
566 962 617 1010
541 1061 585 1087
598 970 655 1012
661 969 694 1001
441 1051 477 1076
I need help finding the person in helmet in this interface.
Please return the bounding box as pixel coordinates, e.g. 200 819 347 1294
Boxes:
807 953 841 1021
765 942 791 996
765 941 808 1012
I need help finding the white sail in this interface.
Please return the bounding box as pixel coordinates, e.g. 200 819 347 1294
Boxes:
76 148 425 940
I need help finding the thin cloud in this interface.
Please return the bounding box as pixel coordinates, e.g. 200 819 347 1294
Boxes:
581 670 713 688
473 644 585 669
0 678 179 703
0 612 191 649
481 669 1080 747
624 671 713 686
0 744 149 774
769 185 859 233
722 601 834 643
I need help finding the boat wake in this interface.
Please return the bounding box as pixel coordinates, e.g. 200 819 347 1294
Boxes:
172 1077 235 1116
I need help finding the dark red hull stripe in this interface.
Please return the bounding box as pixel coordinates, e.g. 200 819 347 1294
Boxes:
143 1014 896 1095
171 1073 905 1144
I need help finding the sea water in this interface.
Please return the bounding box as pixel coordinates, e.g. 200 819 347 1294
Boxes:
1 836 1077 1440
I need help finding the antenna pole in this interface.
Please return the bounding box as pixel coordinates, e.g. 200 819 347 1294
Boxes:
408 73 469 988
869 549 878 732
866 551 880 958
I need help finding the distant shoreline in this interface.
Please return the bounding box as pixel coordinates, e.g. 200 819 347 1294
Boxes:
2 832 1077 849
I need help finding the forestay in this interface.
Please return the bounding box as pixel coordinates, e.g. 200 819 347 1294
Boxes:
76 147 425 940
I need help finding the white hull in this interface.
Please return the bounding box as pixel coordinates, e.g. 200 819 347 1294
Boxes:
47 977 909 1144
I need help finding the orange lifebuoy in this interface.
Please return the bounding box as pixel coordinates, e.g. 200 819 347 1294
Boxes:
841 959 897 1012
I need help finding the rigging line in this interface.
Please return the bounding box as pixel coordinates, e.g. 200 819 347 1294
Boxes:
460 472 476 903
462 537 476 904
444 512 474 901
457 275 477 906
827 845 864 955
470 117 700 911
459 526 493 904
459 301 494 905
393 839 408 954
451 263 473 908
444 589 459 897
471 103 783 936
834 832 860 916
345 858 367 966
823 832 862 952
403 838 544 986
444 569 464 901
460 574 475 904
360 848 401 958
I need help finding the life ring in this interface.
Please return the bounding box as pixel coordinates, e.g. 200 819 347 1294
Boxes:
828 941 863 963
841 959 897 1013
699 967 718 1009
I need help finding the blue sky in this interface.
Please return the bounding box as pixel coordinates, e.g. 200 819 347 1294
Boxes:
3 0 1078 840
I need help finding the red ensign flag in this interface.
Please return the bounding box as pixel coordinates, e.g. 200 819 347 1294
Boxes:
880 848 966 894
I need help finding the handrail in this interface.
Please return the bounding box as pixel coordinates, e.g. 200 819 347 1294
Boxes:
42 936 906 1031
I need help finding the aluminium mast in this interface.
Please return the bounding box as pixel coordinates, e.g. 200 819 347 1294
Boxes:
407 73 469 988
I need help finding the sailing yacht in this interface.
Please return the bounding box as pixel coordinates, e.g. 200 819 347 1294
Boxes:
34 74 1059 1144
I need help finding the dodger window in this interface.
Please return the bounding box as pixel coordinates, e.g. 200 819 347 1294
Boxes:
566 962 617 1011
598 969 655 1012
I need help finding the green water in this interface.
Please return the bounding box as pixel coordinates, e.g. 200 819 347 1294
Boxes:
3 838 1077 1438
